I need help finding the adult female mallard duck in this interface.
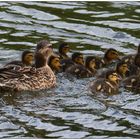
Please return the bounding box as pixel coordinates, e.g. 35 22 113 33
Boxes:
0 40 56 92
89 70 120 95
58 42 70 59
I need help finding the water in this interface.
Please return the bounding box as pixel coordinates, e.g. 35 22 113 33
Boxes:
0 1 140 138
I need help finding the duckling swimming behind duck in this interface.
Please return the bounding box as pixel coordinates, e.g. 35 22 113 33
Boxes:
89 70 120 95
61 52 84 72
0 40 56 92
101 48 120 67
48 55 62 73
4 50 34 68
58 42 70 59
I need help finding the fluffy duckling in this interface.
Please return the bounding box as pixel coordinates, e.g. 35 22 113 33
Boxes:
65 56 101 78
121 44 140 65
97 61 129 79
48 55 62 73
61 52 84 71
0 40 56 92
85 56 101 74
101 48 120 67
89 70 120 95
59 42 70 59
4 50 34 68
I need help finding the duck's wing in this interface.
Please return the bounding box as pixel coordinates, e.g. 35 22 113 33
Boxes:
4 60 23 67
0 66 33 80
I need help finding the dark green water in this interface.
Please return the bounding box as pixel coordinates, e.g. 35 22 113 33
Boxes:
0 1 140 138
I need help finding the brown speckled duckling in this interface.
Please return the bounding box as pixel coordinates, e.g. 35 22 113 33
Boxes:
66 56 101 78
4 50 34 70
97 61 129 80
59 42 70 59
89 70 120 95
101 48 120 67
48 55 62 73
61 52 84 72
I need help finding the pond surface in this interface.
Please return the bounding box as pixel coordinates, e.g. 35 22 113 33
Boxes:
0 1 140 138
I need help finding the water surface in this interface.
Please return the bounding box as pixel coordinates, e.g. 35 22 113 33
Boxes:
0 1 140 138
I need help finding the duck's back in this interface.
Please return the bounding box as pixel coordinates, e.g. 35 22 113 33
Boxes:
0 65 56 92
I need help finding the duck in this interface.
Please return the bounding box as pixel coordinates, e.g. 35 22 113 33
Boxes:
4 50 34 70
48 55 62 73
100 48 120 67
121 44 140 65
0 40 56 92
61 52 84 72
96 61 129 79
89 70 120 95
58 42 70 59
65 56 101 78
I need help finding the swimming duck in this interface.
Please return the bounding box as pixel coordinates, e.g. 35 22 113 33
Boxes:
121 44 140 65
48 55 62 73
4 50 34 70
96 61 129 80
0 40 56 92
65 56 101 78
61 52 84 72
101 48 120 67
58 42 70 59
89 70 120 95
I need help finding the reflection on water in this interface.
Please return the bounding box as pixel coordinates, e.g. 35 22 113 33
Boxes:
0 1 140 138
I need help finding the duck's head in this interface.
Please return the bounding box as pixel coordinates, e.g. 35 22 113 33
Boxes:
104 48 120 62
48 55 62 72
21 50 34 66
116 62 129 76
59 42 70 55
106 70 120 83
85 56 102 70
72 52 84 65
36 40 53 57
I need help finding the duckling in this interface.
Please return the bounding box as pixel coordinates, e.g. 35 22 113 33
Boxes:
61 52 84 71
0 40 56 92
121 44 140 65
59 42 70 59
101 48 120 67
4 50 34 68
89 70 120 95
96 61 129 79
48 55 62 73
65 56 101 78
125 53 140 77
85 56 101 74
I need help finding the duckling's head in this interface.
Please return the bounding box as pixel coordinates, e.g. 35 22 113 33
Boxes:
85 56 101 70
59 42 70 55
116 62 129 76
72 52 84 65
48 55 62 72
104 48 119 62
106 70 120 83
36 40 53 57
21 50 34 66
